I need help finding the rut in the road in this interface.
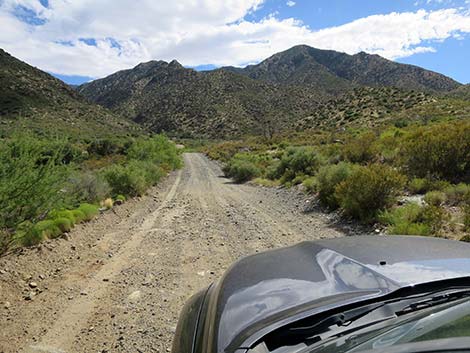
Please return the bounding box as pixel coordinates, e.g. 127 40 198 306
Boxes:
1 153 347 353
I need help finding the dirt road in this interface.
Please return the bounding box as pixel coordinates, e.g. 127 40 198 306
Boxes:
0 153 353 353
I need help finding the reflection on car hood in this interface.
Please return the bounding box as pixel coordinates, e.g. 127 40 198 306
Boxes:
207 236 470 352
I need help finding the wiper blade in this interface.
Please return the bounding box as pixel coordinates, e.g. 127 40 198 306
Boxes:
396 289 470 316
287 302 386 337
275 289 470 346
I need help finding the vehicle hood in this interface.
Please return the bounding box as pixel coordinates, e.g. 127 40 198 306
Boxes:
206 236 470 352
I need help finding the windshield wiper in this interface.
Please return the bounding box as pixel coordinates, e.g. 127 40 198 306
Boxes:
289 302 386 337
396 289 470 316
277 289 470 345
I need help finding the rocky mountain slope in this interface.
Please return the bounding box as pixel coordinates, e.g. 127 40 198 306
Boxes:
78 60 323 138
78 45 464 138
0 48 140 137
224 45 461 93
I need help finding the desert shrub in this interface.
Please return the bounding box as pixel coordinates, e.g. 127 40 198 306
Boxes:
19 227 45 247
379 203 429 235
71 209 86 223
53 217 73 233
204 141 245 162
78 203 99 221
460 234 470 242
408 178 431 194
49 210 77 225
253 178 280 187
103 162 150 196
424 191 446 206
444 183 470 206
0 230 10 254
335 164 406 222
224 160 260 183
0 134 69 231
408 178 451 194
399 121 470 181
87 138 128 157
67 171 111 204
463 204 470 232
127 135 182 170
101 198 113 209
116 194 126 202
379 203 448 236
316 162 354 209
302 177 317 194
341 132 377 164
33 220 61 239
273 147 324 182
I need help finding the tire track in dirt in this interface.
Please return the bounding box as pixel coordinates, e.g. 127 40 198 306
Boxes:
1 153 350 353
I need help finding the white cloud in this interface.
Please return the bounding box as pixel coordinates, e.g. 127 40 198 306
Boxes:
286 1 296 7
0 1 469 79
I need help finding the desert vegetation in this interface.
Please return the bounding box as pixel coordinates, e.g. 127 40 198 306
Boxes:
0 134 181 254
206 118 470 240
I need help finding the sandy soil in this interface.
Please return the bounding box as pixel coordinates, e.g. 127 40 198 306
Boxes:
0 153 359 353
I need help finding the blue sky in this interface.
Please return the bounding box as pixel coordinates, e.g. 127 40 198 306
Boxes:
0 0 469 84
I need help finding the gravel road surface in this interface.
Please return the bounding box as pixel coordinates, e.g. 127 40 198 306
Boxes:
0 153 353 353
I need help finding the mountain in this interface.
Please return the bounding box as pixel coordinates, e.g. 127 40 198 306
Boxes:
224 45 461 93
447 84 470 101
78 45 463 138
0 48 140 137
78 60 323 138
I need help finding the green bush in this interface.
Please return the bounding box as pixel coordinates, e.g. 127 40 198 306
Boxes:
33 220 61 239
0 134 69 231
116 194 126 202
424 191 446 206
460 234 470 242
302 177 317 194
67 171 111 204
53 217 73 233
408 178 432 194
224 160 260 183
273 147 324 182
399 121 470 181
409 178 451 195
49 210 77 225
444 183 470 206
87 138 128 157
127 135 182 170
379 203 448 236
316 162 354 209
71 209 86 223
78 203 99 221
335 164 406 222
103 162 150 196
463 204 470 233
341 132 376 164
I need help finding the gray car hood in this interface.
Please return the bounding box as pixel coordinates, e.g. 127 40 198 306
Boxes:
204 236 470 352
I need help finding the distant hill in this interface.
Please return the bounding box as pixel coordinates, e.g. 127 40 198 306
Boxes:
446 84 470 101
78 45 463 138
224 45 461 93
0 49 141 137
78 60 324 138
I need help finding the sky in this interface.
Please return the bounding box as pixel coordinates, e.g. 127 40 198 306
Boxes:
0 0 469 85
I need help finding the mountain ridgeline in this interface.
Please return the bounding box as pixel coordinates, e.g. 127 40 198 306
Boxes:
0 48 140 137
1 45 465 139
77 45 464 138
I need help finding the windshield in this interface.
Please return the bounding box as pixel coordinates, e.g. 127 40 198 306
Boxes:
306 296 470 353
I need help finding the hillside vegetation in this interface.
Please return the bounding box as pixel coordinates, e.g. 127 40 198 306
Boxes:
224 45 460 92
206 116 470 240
0 49 141 138
78 45 463 138
0 134 181 254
